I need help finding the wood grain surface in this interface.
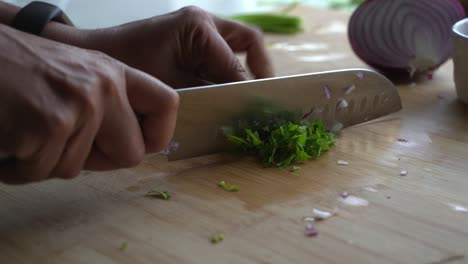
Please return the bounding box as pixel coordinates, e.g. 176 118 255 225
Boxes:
1 7 468 264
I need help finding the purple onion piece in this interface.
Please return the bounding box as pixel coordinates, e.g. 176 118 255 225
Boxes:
343 85 356 95
323 85 332 99
305 228 319 237
302 108 314 120
356 72 365 80
337 99 349 109
160 140 180 155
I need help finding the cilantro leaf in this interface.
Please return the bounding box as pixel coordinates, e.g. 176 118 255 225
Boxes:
211 233 225 244
218 181 240 192
145 190 171 200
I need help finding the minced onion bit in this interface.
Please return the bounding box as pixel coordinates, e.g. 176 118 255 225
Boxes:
305 223 319 237
340 191 350 199
312 208 334 221
343 85 356 95
160 141 180 155
356 72 365 80
323 85 332 99
302 108 314 120
305 229 319 237
348 0 465 80
337 160 349 165
337 99 349 109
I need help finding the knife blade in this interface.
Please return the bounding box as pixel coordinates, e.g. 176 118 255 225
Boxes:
0 69 401 163
167 68 401 161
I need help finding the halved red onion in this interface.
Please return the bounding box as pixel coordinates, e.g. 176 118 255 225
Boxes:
348 0 465 80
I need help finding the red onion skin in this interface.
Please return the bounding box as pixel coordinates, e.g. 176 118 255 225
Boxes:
348 0 466 81
458 0 468 15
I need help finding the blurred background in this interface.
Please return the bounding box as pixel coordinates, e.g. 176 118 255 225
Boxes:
4 0 360 28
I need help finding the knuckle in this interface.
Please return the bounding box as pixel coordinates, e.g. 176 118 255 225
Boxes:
247 26 264 40
44 110 74 135
179 6 211 24
179 6 208 18
87 49 113 62
94 63 123 101
76 80 100 118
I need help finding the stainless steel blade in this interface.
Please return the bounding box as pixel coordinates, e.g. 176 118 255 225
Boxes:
168 68 401 160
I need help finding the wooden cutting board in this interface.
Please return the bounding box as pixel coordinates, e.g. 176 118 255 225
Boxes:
2 7 468 264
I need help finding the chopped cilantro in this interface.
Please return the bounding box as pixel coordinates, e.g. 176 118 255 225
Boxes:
223 100 335 168
119 241 128 251
145 190 171 200
211 233 225 244
218 181 240 192
291 166 301 172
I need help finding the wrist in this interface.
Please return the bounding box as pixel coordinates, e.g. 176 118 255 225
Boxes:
41 21 90 47
0 1 92 49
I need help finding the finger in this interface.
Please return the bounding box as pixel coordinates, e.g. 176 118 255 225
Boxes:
125 67 179 153
212 16 274 79
92 67 146 169
50 117 99 179
0 107 42 160
0 114 72 184
193 21 249 84
84 145 119 171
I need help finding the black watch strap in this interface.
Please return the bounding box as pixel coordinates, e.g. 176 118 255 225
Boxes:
11 1 73 36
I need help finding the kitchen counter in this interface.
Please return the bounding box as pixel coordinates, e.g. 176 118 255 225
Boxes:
1 6 468 264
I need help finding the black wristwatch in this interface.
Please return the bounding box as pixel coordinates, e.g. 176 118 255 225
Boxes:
11 1 73 36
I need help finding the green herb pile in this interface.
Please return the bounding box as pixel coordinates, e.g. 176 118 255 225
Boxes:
223 100 335 169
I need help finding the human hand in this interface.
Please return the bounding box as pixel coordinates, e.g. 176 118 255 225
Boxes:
0 25 178 184
82 6 274 88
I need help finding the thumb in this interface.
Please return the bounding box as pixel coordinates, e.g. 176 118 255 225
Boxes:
125 66 179 153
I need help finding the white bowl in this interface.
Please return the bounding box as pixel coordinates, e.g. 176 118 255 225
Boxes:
452 18 468 104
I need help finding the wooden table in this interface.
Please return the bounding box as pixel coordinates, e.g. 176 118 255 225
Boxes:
2 7 468 264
